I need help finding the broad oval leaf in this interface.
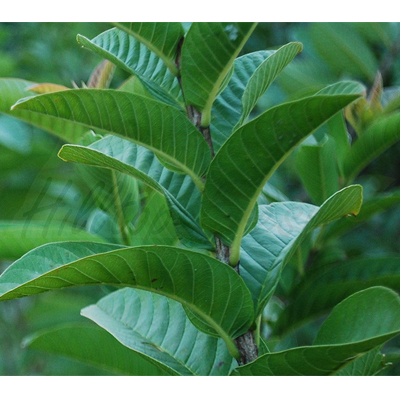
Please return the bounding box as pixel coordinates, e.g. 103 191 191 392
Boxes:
24 324 163 376
181 22 257 126
240 185 363 316
0 242 254 356
201 92 361 264
11 90 211 190
82 288 236 376
77 28 182 107
0 78 86 143
114 23 184 75
59 135 211 249
233 287 400 376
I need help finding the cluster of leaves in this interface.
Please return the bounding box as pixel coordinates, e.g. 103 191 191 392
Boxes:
1 22 400 376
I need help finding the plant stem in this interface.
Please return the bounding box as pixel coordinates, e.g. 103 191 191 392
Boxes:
175 39 258 365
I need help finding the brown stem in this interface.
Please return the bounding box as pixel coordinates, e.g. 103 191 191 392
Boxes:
175 37 257 364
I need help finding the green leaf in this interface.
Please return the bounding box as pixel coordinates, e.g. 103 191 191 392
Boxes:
0 78 86 143
234 42 303 129
335 347 387 376
76 162 140 241
77 28 182 108
130 189 178 246
59 135 211 249
316 80 366 96
11 89 211 190
0 243 254 357
181 22 257 126
323 189 400 240
233 287 400 375
82 288 236 376
24 324 163 376
296 136 339 205
343 113 400 182
240 185 363 316
309 23 378 80
211 50 273 151
114 23 184 75
201 92 361 264
0 221 106 260
275 256 400 336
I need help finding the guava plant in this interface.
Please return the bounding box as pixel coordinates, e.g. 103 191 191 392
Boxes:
1 22 400 376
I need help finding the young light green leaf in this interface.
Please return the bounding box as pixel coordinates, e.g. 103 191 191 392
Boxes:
0 79 87 143
233 287 400 375
87 60 116 89
234 42 303 129
82 288 236 376
0 221 106 260
11 90 211 190
24 324 163 376
77 29 182 107
0 243 254 357
296 136 339 205
181 22 257 126
59 135 211 249
240 185 363 316
343 113 400 182
113 23 184 75
275 256 400 336
201 92 361 264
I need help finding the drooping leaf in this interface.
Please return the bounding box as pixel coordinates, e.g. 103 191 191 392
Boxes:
82 288 236 376
181 22 257 126
0 78 86 143
275 256 400 336
240 185 363 316
12 90 211 190
233 287 400 375
24 324 163 376
296 136 339 205
234 42 303 129
114 23 184 75
343 113 400 182
0 221 106 260
77 29 182 107
59 135 211 249
201 92 361 264
0 243 254 357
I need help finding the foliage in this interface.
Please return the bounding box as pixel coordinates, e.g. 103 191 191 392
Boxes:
1 22 400 376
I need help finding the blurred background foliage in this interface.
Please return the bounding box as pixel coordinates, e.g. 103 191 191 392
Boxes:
1 22 400 375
